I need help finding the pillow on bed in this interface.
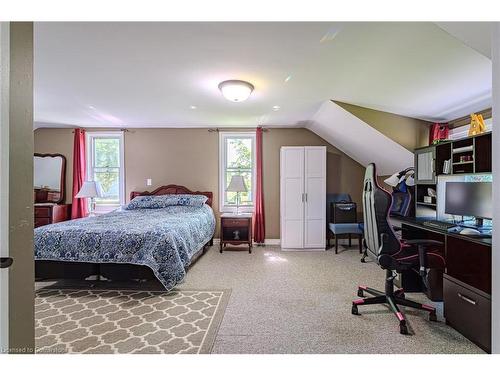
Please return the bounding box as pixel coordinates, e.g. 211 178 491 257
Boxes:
125 194 208 210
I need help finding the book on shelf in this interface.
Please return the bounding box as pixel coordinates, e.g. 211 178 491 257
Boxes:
442 159 452 174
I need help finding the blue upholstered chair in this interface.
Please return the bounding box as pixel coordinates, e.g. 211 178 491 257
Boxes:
327 195 363 254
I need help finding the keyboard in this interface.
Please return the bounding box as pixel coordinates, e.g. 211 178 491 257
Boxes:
422 220 459 231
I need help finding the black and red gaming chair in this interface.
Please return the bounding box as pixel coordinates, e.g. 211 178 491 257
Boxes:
352 163 445 335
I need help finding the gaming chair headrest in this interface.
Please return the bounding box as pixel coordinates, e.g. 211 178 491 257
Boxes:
364 163 377 192
362 163 400 259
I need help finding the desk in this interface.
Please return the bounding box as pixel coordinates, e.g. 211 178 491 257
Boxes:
399 218 491 353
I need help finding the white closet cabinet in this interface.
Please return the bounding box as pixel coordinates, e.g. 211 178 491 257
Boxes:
280 146 326 250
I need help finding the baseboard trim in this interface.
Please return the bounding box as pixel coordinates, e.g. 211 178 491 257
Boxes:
281 248 326 252
212 238 281 246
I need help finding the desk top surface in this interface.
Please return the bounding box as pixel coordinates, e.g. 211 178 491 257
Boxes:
394 217 492 246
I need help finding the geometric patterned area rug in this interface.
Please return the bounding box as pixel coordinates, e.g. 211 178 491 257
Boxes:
35 289 230 354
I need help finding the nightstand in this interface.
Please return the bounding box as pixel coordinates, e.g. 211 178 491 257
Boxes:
220 213 253 253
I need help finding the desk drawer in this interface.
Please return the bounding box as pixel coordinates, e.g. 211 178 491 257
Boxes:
444 276 490 352
35 207 52 218
222 218 249 227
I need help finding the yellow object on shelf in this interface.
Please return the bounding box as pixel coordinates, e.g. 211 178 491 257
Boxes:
468 113 486 136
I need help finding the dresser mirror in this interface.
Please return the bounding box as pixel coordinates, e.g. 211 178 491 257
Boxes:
34 153 66 204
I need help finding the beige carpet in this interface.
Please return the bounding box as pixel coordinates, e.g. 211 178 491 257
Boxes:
35 289 230 354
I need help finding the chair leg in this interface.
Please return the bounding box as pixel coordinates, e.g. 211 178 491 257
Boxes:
348 234 352 247
394 296 437 321
335 236 338 254
357 285 384 297
387 296 408 334
351 295 386 315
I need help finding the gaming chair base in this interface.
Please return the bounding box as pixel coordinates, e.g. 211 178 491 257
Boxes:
351 271 438 335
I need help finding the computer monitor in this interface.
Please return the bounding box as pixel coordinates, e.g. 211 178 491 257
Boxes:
445 181 492 220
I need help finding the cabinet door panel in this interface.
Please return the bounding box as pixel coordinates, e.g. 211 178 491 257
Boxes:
304 147 326 249
415 147 436 184
280 147 304 248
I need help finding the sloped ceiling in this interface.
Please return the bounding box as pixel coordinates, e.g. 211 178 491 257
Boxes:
34 22 491 128
436 22 492 59
307 101 414 175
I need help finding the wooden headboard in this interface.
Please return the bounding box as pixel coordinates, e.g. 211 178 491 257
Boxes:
130 185 213 207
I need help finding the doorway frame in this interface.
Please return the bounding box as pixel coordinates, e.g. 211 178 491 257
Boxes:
0 21 10 353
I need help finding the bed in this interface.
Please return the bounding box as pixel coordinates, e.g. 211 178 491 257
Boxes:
35 185 215 290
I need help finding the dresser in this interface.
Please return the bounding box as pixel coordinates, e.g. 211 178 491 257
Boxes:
34 204 71 228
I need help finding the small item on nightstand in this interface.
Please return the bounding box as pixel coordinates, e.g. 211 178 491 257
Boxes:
233 230 240 240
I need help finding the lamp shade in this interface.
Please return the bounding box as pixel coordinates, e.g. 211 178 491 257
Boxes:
226 175 248 193
384 173 401 187
75 180 103 198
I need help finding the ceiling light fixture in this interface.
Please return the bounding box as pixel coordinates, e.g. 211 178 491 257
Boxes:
218 80 254 102
272 105 281 111
190 105 197 110
284 75 292 83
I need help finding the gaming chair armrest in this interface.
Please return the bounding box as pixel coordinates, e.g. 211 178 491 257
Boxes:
392 225 402 232
403 239 443 277
402 239 443 246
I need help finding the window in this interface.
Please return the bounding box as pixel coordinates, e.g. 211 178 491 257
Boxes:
86 132 125 213
219 132 256 212
448 117 493 140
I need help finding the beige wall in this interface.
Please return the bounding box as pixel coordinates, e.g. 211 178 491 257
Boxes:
335 101 431 150
34 127 365 238
9 22 34 353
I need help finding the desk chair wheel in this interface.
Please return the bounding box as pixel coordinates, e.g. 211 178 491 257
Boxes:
429 312 438 322
399 322 409 335
357 290 364 297
351 304 360 316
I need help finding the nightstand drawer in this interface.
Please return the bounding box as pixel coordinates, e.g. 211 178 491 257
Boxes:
35 217 51 228
222 218 249 227
35 207 52 218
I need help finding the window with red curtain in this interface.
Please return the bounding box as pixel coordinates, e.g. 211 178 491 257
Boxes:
71 128 88 219
429 123 449 145
253 127 265 244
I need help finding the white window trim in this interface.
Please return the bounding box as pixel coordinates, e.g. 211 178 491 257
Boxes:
448 117 493 140
219 131 256 213
86 131 125 212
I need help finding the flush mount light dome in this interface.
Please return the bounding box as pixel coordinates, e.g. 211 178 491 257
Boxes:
218 80 254 102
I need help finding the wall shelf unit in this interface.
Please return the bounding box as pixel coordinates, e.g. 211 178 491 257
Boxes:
413 132 492 219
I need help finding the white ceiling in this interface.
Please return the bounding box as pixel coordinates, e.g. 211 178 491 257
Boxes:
436 22 492 59
34 22 492 129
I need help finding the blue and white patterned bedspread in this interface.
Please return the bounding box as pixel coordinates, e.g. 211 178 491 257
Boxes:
34 204 215 290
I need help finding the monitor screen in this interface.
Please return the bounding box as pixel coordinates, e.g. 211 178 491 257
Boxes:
445 181 492 219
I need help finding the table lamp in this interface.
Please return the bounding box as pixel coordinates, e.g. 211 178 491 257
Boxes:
75 180 103 217
226 175 247 215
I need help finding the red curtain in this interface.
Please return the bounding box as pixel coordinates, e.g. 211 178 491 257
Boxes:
71 129 88 219
253 127 265 244
429 123 449 145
